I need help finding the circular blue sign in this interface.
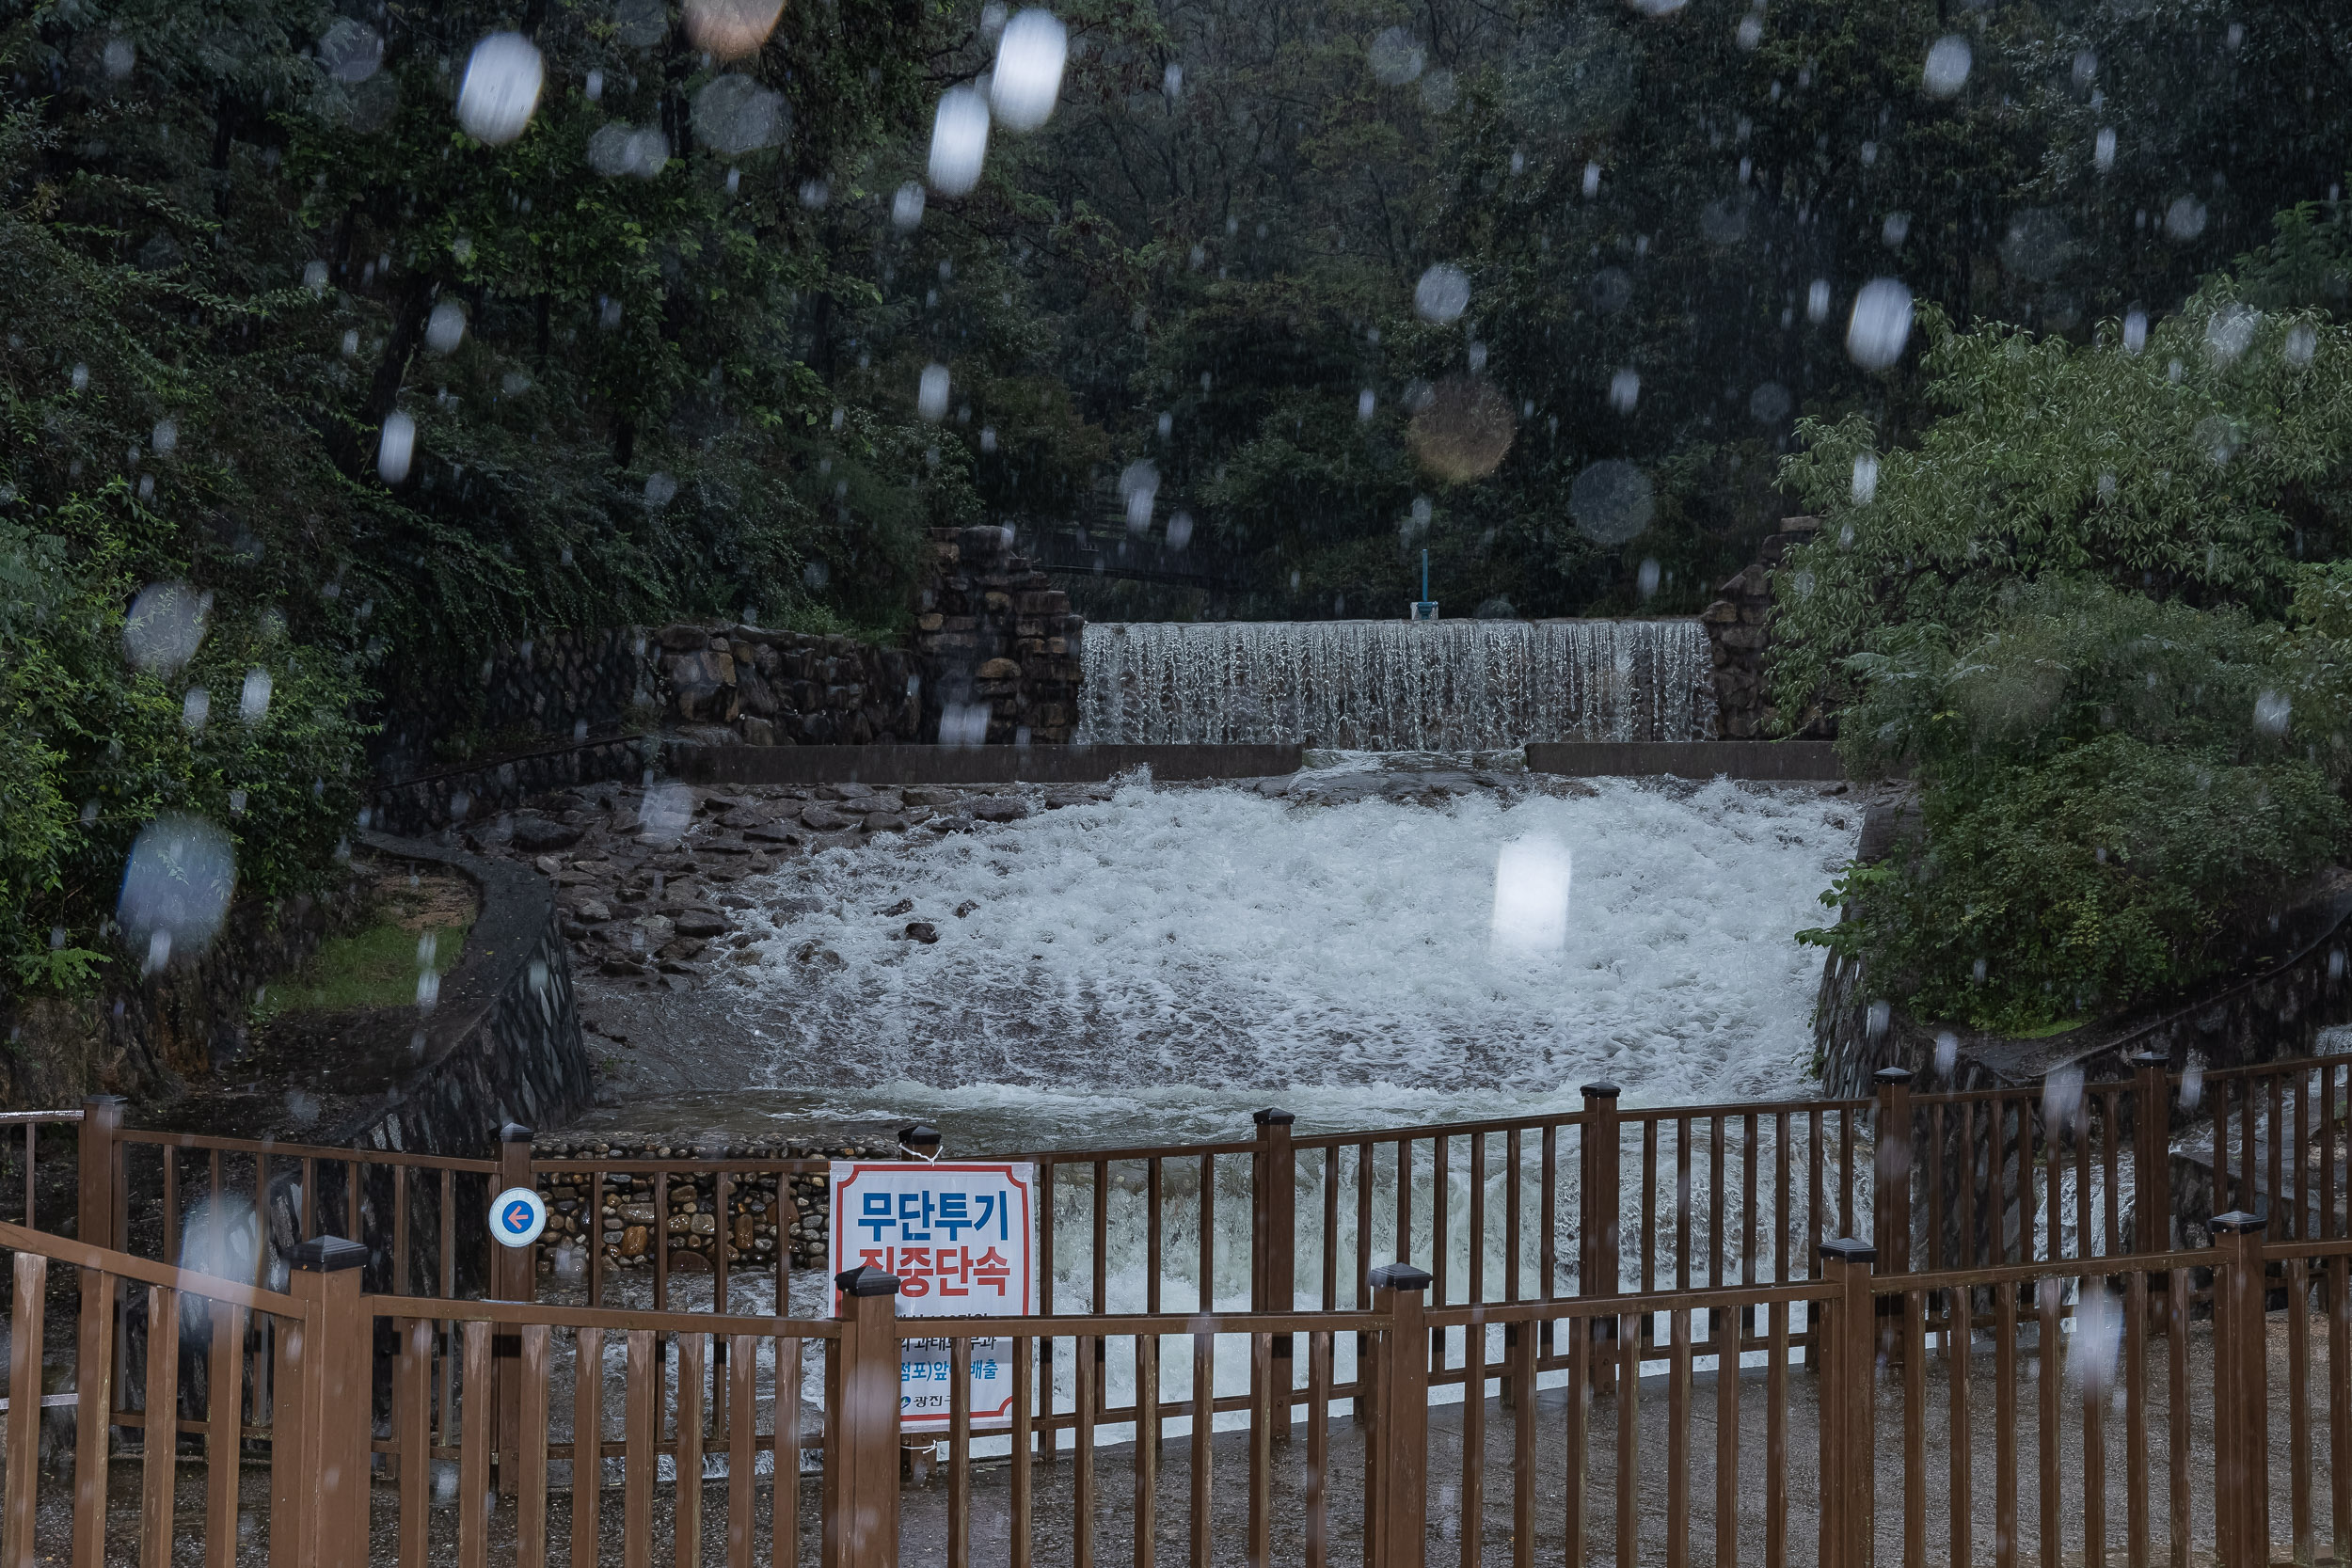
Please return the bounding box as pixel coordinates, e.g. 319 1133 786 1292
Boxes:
488 1185 548 1248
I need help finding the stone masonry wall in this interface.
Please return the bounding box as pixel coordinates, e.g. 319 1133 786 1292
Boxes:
654 623 923 747
1701 515 1823 740
914 526 1086 744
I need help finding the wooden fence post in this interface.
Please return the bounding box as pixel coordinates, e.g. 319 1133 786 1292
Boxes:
2211 1211 2270 1568
1253 1108 1296 1440
1818 1239 1878 1568
1581 1084 1621 1392
1871 1069 1914 1275
1368 1261 1431 1568
494 1121 535 1497
824 1266 901 1568
279 1236 372 1568
76 1096 124 1253
2131 1053 2174 1255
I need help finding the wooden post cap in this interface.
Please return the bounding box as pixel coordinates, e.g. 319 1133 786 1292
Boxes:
1819 1238 1877 1265
835 1265 903 1297
287 1236 370 1273
1581 1083 1621 1100
1368 1262 1433 1291
2209 1211 2266 1235
1252 1108 1295 1125
1872 1067 1914 1085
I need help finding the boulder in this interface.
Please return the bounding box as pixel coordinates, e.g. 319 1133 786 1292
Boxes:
511 817 583 853
673 910 732 939
971 798 1029 824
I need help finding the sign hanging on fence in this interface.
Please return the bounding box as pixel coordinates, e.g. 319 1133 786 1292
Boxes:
830 1161 1036 1432
488 1186 548 1249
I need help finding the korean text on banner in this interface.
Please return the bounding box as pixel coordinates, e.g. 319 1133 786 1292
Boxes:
830 1161 1036 1431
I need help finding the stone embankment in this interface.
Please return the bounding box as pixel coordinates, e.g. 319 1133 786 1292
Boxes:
1701 516 1828 741
914 525 1085 744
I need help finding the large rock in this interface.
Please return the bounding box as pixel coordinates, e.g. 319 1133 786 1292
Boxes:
510 817 583 853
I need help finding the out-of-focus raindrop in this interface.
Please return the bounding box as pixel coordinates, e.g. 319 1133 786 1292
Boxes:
1999 210 2071 281
377 412 416 483
2069 1286 2122 1397
2204 303 2257 364
684 0 786 57
119 813 236 970
1608 369 1640 413
1413 263 1470 324
1166 511 1194 551
1588 266 1630 314
587 123 669 178
1847 278 1914 371
2195 415 2238 466
2094 127 2116 173
318 19 384 83
2254 689 2291 736
1406 377 1515 482
181 688 210 733
1490 835 1571 957
1624 0 1688 16
1851 452 1880 504
637 784 694 846
939 702 991 746
1881 212 1911 248
1568 460 1653 545
456 33 543 145
614 0 667 45
71 363 89 391
1933 1031 1959 1077
1922 35 1971 97
1368 27 1425 86
2285 323 2318 367
1119 460 1160 531
1358 388 1376 421
992 10 1069 132
1636 558 1661 598
1806 279 1831 324
124 582 212 674
1748 382 1790 422
2162 196 2207 242
893 182 927 230
2180 1057 2204 1111
2122 310 2148 355
341 329 359 357
1418 69 1458 113
1700 197 1750 245
917 364 951 422
799 178 830 209
1735 13 1763 50
424 299 467 355
303 261 330 295
152 419 179 455
239 669 272 724
644 472 677 508
1582 162 1601 198
928 86 991 195
2042 1067 2085 1133
978 425 999 453
103 38 135 80
694 74 787 155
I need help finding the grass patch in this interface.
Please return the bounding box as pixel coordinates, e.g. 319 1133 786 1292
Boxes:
253 915 471 1024
2008 1017 2085 1040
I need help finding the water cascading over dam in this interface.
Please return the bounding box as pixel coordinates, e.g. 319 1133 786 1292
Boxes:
1074 618 1715 749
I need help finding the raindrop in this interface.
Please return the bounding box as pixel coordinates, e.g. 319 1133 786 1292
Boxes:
918 364 950 421
585 70 604 101
1164 63 1183 99
1367 27 1425 86
694 74 787 155
1358 388 1376 421
71 363 88 392
2286 323 2317 367
1588 267 1631 314
1806 279 1831 324
239 669 272 724
1167 511 1194 551
123 583 213 674
151 419 179 455
929 87 991 196
182 688 210 733
2254 689 2291 736
1490 836 1571 957
1624 0 1688 15
683 0 786 58
2162 196 2207 242
377 412 416 483
2042 1067 2083 1131
1700 197 1750 245
2070 1287 2122 1397
1881 212 1911 248
303 261 330 295
1413 263 1470 324
1748 382 1790 422
318 19 385 83
1735 14 1762 49
1567 460 1654 545
424 299 467 355
2122 310 2147 355
1846 278 1914 371
119 814 237 967
644 472 677 507
455 33 544 145
1636 558 1661 598
1119 460 1159 531
892 182 927 231
2094 128 2116 173
1608 369 1640 413
979 425 998 452
992 10 1069 131
1934 1031 1959 1077
587 123 669 178
1581 162 1601 198
1851 452 1879 504
637 784 695 846
1922 35 1971 98
1406 378 1515 482
103 38 135 80
2204 303 2257 364
1418 69 1458 113
1156 411 1173 438
800 178 830 208
341 329 359 357
1466 341 1488 373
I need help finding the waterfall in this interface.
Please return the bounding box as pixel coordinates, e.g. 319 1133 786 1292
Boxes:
1075 619 1716 749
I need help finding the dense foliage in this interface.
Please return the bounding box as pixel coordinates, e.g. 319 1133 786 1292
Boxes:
1781 211 2352 1032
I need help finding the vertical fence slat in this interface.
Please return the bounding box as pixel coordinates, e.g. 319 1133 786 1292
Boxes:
1996 1279 2018 1568
1565 1310 1589 1568
1950 1278 1973 1568
1248 1332 1272 1568
2331 1256 2351 1568
1306 1330 1331 1568
1617 1311 1640 1568
2037 1281 2061 1568
2291 1258 2314 1568
2124 1270 2149 1568
138 1285 177 1568
2084 1282 2107 1568
1715 1304 1739 1568
1134 1334 1157 1568
576 1326 606 1568
1767 1300 1788 1568
950 1337 972 1568
1514 1305 1536 1568
72 1268 114 1568
2167 1270 2189 1568
1075 1335 1097 1568
1462 1311 1486 1568
519 1323 551 1568
624 1328 655 1568
1904 1288 1926 1568
727 1333 755 1568
1010 1333 1032 1568
772 1336 802 1568
397 1317 431 1568
461 1319 493 1568
1188 1329 1211 1568
677 1333 706 1568
6 1254 47 1568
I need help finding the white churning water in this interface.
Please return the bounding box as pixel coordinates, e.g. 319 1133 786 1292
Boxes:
724 772 1853 1149
1074 619 1715 749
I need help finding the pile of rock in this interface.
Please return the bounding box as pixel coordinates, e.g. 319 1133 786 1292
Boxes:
528 1134 910 1274
914 527 1085 744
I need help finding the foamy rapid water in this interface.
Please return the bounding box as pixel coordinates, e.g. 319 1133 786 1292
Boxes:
714 774 1859 1149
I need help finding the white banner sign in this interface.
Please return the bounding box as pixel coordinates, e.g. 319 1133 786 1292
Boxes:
830 1161 1036 1431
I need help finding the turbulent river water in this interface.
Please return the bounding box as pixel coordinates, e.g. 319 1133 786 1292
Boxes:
587 763 1862 1155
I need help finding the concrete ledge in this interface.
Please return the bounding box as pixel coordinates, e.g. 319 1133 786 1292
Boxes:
668 742 1305 786
1525 741 1844 780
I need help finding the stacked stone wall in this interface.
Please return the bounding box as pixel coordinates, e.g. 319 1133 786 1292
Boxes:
914 527 1086 744
1701 516 1825 740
